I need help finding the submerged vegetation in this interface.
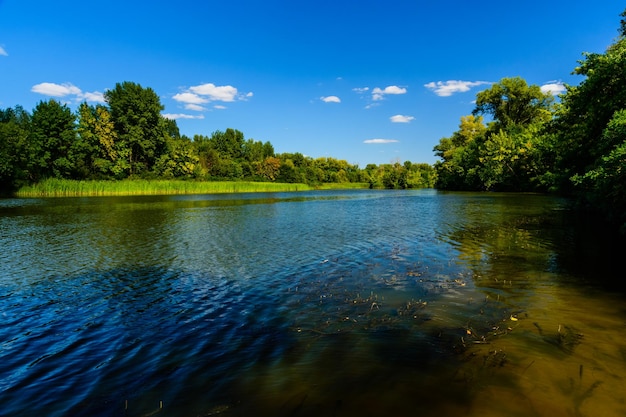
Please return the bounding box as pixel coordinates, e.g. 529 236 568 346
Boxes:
1 10 625 229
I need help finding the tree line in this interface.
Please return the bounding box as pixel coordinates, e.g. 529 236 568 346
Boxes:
433 9 626 231
0 81 435 195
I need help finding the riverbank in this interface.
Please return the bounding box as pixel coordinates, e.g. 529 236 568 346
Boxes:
14 178 370 197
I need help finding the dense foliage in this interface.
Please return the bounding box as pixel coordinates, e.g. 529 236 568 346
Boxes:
434 9 626 231
0 81 435 194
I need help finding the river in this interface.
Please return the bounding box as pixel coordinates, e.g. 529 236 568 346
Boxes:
1 189 624 416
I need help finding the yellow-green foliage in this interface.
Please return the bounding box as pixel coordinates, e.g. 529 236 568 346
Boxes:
16 179 316 197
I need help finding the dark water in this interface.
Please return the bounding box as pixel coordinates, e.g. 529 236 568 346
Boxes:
1 189 625 417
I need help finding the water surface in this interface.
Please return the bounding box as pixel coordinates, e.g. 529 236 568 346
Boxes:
1 189 625 416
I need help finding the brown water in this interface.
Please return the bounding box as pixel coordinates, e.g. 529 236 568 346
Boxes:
0 190 624 416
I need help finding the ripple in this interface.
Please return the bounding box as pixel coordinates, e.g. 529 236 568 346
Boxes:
2 191 624 416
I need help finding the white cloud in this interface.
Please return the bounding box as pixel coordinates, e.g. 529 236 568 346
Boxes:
173 92 209 105
321 95 341 103
390 114 414 123
540 81 566 96
424 80 491 97
364 138 399 144
184 103 207 111
162 113 205 120
0 46 7 56
353 87 369 93
80 91 105 103
372 85 407 101
31 82 105 102
189 83 239 102
213 105 227 110
173 82 251 114
32 82 82 97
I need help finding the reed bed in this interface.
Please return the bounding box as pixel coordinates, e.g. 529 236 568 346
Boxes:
316 182 370 190
16 179 318 197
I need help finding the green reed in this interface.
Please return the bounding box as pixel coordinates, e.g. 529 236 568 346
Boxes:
16 179 319 197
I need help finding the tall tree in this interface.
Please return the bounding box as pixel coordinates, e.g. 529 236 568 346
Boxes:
104 81 168 176
210 128 245 160
0 106 30 193
77 103 119 178
553 9 626 228
473 77 554 130
29 100 77 180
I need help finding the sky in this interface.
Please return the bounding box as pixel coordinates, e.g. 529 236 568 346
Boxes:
0 1 623 166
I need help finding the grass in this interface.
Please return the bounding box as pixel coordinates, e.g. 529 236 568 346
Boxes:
316 182 370 190
16 179 314 197
15 179 369 197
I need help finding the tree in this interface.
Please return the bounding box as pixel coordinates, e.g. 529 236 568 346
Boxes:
255 156 281 181
433 115 486 190
77 103 119 178
549 9 626 230
435 78 554 191
28 100 77 180
210 128 245 160
104 81 168 176
473 77 554 131
154 135 199 178
0 106 30 193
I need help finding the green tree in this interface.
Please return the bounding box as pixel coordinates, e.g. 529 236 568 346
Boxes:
104 81 168 176
154 135 199 178
433 115 486 190
473 77 554 131
550 10 626 229
435 78 554 191
210 128 245 160
29 100 77 180
77 103 119 178
0 106 30 193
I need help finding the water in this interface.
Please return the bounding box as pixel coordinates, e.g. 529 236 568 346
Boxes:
1 189 625 416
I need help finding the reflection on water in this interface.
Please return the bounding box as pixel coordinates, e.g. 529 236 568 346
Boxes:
0 190 625 416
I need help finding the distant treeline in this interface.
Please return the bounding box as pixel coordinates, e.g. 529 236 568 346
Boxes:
0 81 435 195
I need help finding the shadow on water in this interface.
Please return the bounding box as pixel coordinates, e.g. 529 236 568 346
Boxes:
1 259 522 417
0 266 299 417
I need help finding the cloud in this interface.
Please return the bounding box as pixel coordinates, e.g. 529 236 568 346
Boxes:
0 46 7 56
364 138 399 144
173 83 251 114
189 83 240 102
31 82 105 102
390 114 414 123
321 95 341 103
162 113 205 120
424 80 491 97
213 105 227 110
184 103 207 111
173 92 209 105
372 85 407 101
352 87 369 93
80 91 105 103
32 82 82 97
540 81 566 95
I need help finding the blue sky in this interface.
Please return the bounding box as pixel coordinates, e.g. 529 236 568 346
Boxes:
0 1 623 165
